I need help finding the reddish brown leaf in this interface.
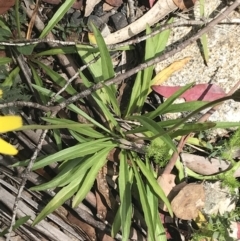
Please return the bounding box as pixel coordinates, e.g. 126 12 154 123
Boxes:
41 0 83 9
152 84 226 101
149 0 155 8
0 0 15 14
104 0 123 7
158 174 176 211
173 0 197 10
72 0 83 10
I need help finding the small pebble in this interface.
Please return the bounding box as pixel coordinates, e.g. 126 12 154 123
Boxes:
110 12 128 30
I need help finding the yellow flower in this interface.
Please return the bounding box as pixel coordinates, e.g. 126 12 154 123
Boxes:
0 89 2 98
0 116 22 155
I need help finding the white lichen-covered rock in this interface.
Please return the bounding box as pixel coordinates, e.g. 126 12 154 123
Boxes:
156 0 240 123
203 181 238 215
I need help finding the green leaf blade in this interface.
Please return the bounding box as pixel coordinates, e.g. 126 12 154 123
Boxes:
39 0 76 38
72 147 114 207
119 151 133 241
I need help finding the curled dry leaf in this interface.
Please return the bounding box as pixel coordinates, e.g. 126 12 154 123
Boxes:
181 153 230 175
158 174 176 211
0 0 15 14
171 183 205 220
181 153 240 177
173 0 197 10
152 83 226 101
148 57 191 94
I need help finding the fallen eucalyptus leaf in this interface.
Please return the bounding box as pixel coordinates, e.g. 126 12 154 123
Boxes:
152 83 226 101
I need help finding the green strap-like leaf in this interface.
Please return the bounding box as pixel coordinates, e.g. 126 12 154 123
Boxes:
29 64 47 104
32 177 81 226
129 115 177 152
72 146 114 207
0 216 31 236
33 60 77 95
119 151 133 241
91 24 115 79
12 138 113 169
0 57 12 65
134 155 173 216
170 122 216 137
131 156 155 241
32 84 112 134
125 19 173 116
30 157 87 191
2 66 20 87
145 157 167 241
41 117 104 138
80 71 120 129
160 101 208 114
144 83 194 120
39 0 76 38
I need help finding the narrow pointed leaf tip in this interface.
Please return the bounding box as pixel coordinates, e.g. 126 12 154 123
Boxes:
152 83 226 102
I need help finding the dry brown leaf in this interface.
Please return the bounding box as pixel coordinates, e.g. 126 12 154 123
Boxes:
148 57 191 95
0 50 7 58
181 153 231 175
96 167 109 220
173 0 197 10
98 232 115 241
104 0 123 7
67 211 96 240
72 0 83 10
95 190 108 220
103 3 114 12
0 0 15 14
158 174 176 211
171 183 205 220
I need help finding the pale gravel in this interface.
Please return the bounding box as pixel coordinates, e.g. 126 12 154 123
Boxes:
155 0 240 126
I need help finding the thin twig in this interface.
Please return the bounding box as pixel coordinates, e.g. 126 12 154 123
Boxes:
0 19 237 49
49 54 101 104
0 101 54 112
127 0 136 23
26 0 39 39
6 128 49 241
